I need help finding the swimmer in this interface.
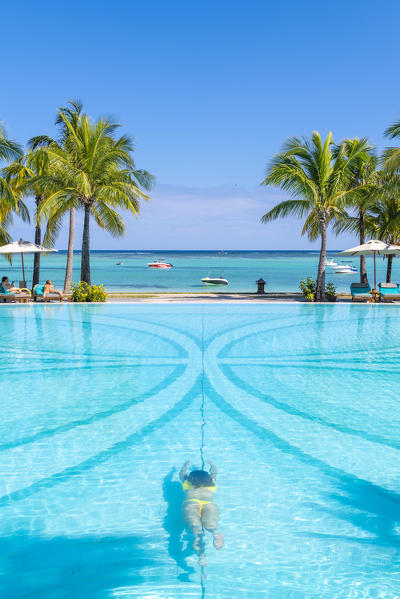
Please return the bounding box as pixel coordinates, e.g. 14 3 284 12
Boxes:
180 459 224 563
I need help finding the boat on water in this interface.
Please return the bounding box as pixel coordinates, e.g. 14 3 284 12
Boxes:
332 261 357 274
201 274 228 285
325 258 338 266
147 259 173 268
334 264 357 274
116 262 123 265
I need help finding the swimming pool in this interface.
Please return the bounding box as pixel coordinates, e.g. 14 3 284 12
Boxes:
1 303 399 598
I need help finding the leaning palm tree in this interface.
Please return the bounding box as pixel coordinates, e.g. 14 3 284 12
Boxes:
332 140 379 284
36 112 154 285
261 132 370 301
0 124 28 245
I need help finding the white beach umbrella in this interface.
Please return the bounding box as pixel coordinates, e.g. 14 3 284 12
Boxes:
339 239 400 290
0 238 58 283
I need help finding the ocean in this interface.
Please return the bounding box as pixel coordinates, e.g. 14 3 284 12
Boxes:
1 250 396 293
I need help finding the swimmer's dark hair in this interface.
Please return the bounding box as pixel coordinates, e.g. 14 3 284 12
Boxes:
187 470 214 487
1 276 7 282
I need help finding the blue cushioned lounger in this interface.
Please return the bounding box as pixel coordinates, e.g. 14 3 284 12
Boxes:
350 283 371 302
378 282 400 301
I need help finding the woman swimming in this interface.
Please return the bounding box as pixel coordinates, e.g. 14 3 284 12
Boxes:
180 459 224 561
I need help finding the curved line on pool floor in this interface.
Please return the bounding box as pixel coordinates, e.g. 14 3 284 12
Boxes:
205 376 400 503
0 364 187 453
105 314 205 350
218 360 400 375
0 317 189 359
0 375 201 508
220 364 400 451
217 314 400 359
0 360 186 377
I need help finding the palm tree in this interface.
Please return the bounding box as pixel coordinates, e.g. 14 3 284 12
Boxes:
36 108 154 285
375 118 400 283
261 132 370 301
367 196 400 282
332 139 379 284
4 148 58 287
30 100 83 292
0 124 27 245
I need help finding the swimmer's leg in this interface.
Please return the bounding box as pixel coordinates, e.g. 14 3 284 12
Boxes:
201 503 224 549
182 502 202 552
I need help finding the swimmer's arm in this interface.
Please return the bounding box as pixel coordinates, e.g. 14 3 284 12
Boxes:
179 460 190 482
207 460 217 481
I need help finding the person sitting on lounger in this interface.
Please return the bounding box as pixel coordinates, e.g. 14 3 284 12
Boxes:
1 276 22 294
43 280 63 301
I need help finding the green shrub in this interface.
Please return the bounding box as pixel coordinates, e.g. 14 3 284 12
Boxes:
71 281 107 303
299 277 316 301
325 281 336 300
299 278 337 301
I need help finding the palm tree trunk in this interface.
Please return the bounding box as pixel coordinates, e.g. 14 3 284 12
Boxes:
81 203 91 285
32 196 43 290
315 216 327 302
386 254 393 283
359 211 368 284
63 207 75 293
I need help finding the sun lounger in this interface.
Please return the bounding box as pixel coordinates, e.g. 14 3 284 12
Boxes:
0 290 31 304
350 283 371 302
378 282 400 302
33 285 62 302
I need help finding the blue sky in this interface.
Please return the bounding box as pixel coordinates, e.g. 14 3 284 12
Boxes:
2 0 400 249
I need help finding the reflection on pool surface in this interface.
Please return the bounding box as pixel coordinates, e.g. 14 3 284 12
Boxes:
1 303 400 598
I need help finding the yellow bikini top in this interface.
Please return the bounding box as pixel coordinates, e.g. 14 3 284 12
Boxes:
182 479 217 492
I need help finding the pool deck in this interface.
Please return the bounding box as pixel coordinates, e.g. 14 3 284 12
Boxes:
103 292 369 303
106 292 304 302
4 292 400 304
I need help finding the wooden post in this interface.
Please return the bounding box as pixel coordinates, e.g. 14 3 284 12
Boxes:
21 252 26 284
374 252 376 290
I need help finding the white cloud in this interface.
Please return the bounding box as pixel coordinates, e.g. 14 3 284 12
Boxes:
8 183 359 250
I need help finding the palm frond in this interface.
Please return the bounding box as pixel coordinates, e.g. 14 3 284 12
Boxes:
0 127 23 162
384 120 400 139
91 203 125 237
261 199 312 222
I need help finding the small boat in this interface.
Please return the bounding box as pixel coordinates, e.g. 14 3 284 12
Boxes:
147 259 173 268
116 262 123 266
333 262 357 273
201 274 228 285
334 265 358 274
325 258 338 267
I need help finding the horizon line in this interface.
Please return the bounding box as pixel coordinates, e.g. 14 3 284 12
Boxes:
53 248 348 253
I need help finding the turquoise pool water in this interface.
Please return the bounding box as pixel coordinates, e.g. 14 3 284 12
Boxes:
1 304 400 598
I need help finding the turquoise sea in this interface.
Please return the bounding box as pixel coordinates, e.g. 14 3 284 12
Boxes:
1 303 400 598
0 250 397 293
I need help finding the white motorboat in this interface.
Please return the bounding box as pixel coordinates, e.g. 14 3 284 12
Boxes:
325 258 338 266
201 274 228 285
333 262 357 273
334 265 358 274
